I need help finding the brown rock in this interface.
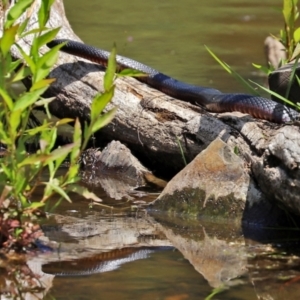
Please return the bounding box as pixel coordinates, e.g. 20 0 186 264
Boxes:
81 141 166 200
151 138 261 220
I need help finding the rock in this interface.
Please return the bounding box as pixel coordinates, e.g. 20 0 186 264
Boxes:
268 61 300 104
264 36 300 105
80 141 166 200
264 36 286 69
150 138 261 221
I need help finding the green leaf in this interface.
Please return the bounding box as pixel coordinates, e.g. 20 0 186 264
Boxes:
7 58 22 74
34 47 61 82
0 123 10 144
13 86 48 111
31 78 54 91
91 107 117 133
9 109 21 133
38 0 56 28
17 17 30 36
18 154 50 167
14 173 28 195
296 74 300 87
12 65 32 82
45 180 71 202
66 164 80 182
205 45 260 96
45 143 75 163
5 0 35 29
252 63 273 75
175 136 187 166
40 126 57 152
36 27 61 49
34 96 56 107
25 122 53 135
16 44 36 74
66 185 102 202
0 86 14 110
55 142 79 172
0 24 19 56
30 38 39 64
290 43 300 61
56 118 74 126
117 68 147 77
283 0 293 25
249 79 297 108
20 26 48 38
91 86 115 121
71 118 81 162
24 202 45 209
104 45 117 91
294 28 300 43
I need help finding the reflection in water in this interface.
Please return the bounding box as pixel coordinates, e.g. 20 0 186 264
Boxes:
42 247 164 276
0 254 51 300
148 213 248 289
2 213 300 299
245 233 300 300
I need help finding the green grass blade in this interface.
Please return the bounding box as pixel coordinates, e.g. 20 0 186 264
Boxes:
205 45 260 96
249 79 298 108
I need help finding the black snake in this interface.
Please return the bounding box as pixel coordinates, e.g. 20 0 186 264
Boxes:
47 39 299 123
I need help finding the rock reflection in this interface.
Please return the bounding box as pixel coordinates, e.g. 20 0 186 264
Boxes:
148 213 248 289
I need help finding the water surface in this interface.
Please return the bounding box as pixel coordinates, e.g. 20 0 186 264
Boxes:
63 0 282 93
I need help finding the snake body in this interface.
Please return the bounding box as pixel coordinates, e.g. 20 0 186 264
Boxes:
47 39 299 123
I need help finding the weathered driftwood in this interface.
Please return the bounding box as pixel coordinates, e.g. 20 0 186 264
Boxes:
4 0 300 215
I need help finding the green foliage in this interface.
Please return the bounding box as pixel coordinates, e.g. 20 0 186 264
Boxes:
0 0 118 240
281 0 299 60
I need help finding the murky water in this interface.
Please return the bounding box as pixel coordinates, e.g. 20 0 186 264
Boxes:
4 1 300 300
63 0 282 94
15 205 300 300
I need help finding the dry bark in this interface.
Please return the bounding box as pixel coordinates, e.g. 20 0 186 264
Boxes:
3 0 300 214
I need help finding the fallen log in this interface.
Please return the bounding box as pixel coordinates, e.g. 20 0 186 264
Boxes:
3 0 300 216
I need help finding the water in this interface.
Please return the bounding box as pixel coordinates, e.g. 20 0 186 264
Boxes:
63 0 282 93
20 207 300 300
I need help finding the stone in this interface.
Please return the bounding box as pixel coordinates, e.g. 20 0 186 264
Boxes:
150 138 260 220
